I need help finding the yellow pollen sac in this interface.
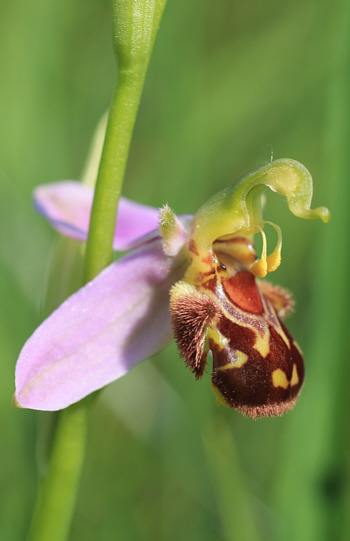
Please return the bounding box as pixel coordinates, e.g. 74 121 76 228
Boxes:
290 364 299 386
265 221 282 273
251 222 282 277
272 368 289 390
251 226 268 277
251 259 267 278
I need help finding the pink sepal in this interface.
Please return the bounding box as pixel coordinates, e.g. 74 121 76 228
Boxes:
15 240 186 411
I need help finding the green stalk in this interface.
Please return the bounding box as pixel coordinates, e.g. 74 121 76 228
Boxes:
84 0 166 282
83 70 148 281
27 1 167 540
27 397 93 541
203 417 260 541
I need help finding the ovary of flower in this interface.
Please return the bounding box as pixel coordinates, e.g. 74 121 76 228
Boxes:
15 159 330 417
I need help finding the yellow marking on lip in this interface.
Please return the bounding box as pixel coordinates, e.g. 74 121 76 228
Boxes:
234 350 249 367
290 364 299 386
276 325 290 349
260 294 291 349
205 279 289 359
217 350 249 371
272 368 289 389
206 327 229 351
253 331 270 358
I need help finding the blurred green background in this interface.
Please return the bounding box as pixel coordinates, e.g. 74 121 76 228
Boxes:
1 0 349 540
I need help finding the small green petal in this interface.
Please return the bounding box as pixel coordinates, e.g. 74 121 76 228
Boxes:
185 159 330 282
191 159 330 255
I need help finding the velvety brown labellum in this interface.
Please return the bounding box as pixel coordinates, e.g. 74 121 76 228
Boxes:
211 318 304 418
213 270 303 417
170 261 304 418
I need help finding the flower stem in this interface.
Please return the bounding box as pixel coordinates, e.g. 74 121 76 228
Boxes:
84 0 167 282
27 397 94 541
28 1 167 540
83 71 146 281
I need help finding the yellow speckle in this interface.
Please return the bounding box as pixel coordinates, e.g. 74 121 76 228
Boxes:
290 364 299 386
277 326 291 349
217 363 233 371
272 368 289 389
207 327 228 351
253 331 270 358
233 350 248 368
217 351 248 371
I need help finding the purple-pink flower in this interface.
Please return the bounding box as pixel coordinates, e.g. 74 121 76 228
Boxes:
15 181 192 411
15 160 330 417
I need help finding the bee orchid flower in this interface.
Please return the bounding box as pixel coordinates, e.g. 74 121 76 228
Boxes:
15 159 330 417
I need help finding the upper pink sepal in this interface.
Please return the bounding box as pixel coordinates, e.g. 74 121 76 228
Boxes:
15 240 183 411
34 181 160 251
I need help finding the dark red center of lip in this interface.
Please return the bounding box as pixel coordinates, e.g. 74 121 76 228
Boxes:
222 271 263 314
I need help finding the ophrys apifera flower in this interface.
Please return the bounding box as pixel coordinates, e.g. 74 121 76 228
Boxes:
15 159 330 417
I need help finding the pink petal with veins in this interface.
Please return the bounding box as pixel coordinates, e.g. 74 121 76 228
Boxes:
15 240 187 411
34 181 160 251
